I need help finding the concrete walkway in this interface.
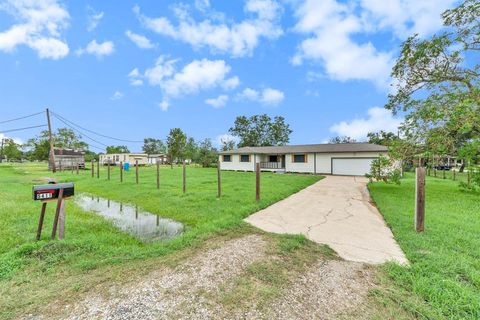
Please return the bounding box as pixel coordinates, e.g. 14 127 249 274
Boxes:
246 176 408 265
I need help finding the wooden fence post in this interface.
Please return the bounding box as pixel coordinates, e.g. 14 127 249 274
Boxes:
453 169 456 181
120 161 123 182
76 162 79 175
107 161 110 180
217 160 221 198
467 170 471 188
136 160 139 184
97 160 100 178
433 168 437 177
415 167 426 232
36 203 47 240
91 160 94 178
442 169 446 179
156 160 160 189
183 161 186 193
51 188 64 239
256 162 261 202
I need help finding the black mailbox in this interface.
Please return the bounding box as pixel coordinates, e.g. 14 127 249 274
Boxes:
32 183 75 201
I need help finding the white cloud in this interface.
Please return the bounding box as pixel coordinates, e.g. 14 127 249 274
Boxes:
238 87 284 106
125 30 154 49
110 91 124 100
86 6 104 32
205 94 228 108
135 0 282 57
0 0 70 59
128 68 143 86
77 40 114 57
261 88 284 105
194 0 210 12
158 100 170 111
329 107 402 140
291 0 456 88
131 57 239 109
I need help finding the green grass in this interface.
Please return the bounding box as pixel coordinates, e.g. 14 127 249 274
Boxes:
369 173 480 320
0 162 321 319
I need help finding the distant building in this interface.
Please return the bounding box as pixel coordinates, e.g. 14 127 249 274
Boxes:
147 154 167 165
50 148 85 170
99 153 148 166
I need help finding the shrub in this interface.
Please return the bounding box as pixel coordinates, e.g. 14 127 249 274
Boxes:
459 168 480 192
366 155 401 185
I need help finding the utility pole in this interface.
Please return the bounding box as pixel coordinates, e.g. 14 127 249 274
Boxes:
46 108 56 172
0 138 4 163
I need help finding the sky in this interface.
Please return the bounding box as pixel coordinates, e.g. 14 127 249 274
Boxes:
0 0 459 152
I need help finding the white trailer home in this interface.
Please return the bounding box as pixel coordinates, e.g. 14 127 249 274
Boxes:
99 153 148 166
218 143 388 176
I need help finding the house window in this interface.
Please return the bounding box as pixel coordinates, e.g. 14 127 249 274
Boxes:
240 154 250 162
269 155 278 162
116 155 119 161
124 155 127 161
223 155 232 162
293 154 307 163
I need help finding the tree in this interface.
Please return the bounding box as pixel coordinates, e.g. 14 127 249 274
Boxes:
55 128 88 149
184 137 198 163
367 131 399 146
220 136 236 151
26 130 50 161
142 138 166 154
106 145 130 153
197 139 218 167
229 114 292 147
386 0 480 165
166 128 187 165
1 139 23 161
328 136 356 144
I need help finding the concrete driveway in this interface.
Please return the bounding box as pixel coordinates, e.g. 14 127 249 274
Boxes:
246 176 408 265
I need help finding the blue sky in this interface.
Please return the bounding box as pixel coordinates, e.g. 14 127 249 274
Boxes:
0 0 458 152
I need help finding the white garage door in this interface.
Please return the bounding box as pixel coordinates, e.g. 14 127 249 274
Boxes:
332 158 377 176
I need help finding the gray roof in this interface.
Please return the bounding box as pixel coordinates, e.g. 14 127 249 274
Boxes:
219 143 388 155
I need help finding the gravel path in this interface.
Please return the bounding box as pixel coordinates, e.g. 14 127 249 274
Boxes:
62 235 267 320
30 234 376 320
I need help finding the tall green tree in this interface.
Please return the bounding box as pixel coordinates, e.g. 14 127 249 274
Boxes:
184 137 198 163
166 128 187 165
367 131 399 146
106 145 130 153
197 139 218 167
228 114 292 147
386 0 480 164
142 138 167 154
54 128 88 149
219 136 236 151
1 139 23 161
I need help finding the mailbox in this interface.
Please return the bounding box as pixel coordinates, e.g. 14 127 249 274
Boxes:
32 182 75 201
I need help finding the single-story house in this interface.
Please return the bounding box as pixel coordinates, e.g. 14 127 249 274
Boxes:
50 148 85 170
147 154 167 165
218 143 388 176
99 153 148 166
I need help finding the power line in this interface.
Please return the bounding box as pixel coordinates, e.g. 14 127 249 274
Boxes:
0 111 44 125
52 114 109 148
51 111 145 143
0 124 47 133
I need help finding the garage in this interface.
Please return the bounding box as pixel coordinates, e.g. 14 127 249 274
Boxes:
331 158 377 176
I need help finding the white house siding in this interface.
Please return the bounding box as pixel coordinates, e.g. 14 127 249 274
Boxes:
219 154 255 171
285 153 315 173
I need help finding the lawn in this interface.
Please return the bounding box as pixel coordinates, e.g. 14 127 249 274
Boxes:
369 173 480 320
0 162 321 319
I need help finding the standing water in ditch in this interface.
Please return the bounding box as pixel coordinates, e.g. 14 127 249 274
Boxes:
76 194 184 242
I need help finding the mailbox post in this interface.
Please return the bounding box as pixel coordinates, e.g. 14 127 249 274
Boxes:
33 182 74 240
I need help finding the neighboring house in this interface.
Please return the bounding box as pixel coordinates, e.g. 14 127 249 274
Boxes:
147 154 167 165
218 143 388 176
50 148 85 170
99 153 148 166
